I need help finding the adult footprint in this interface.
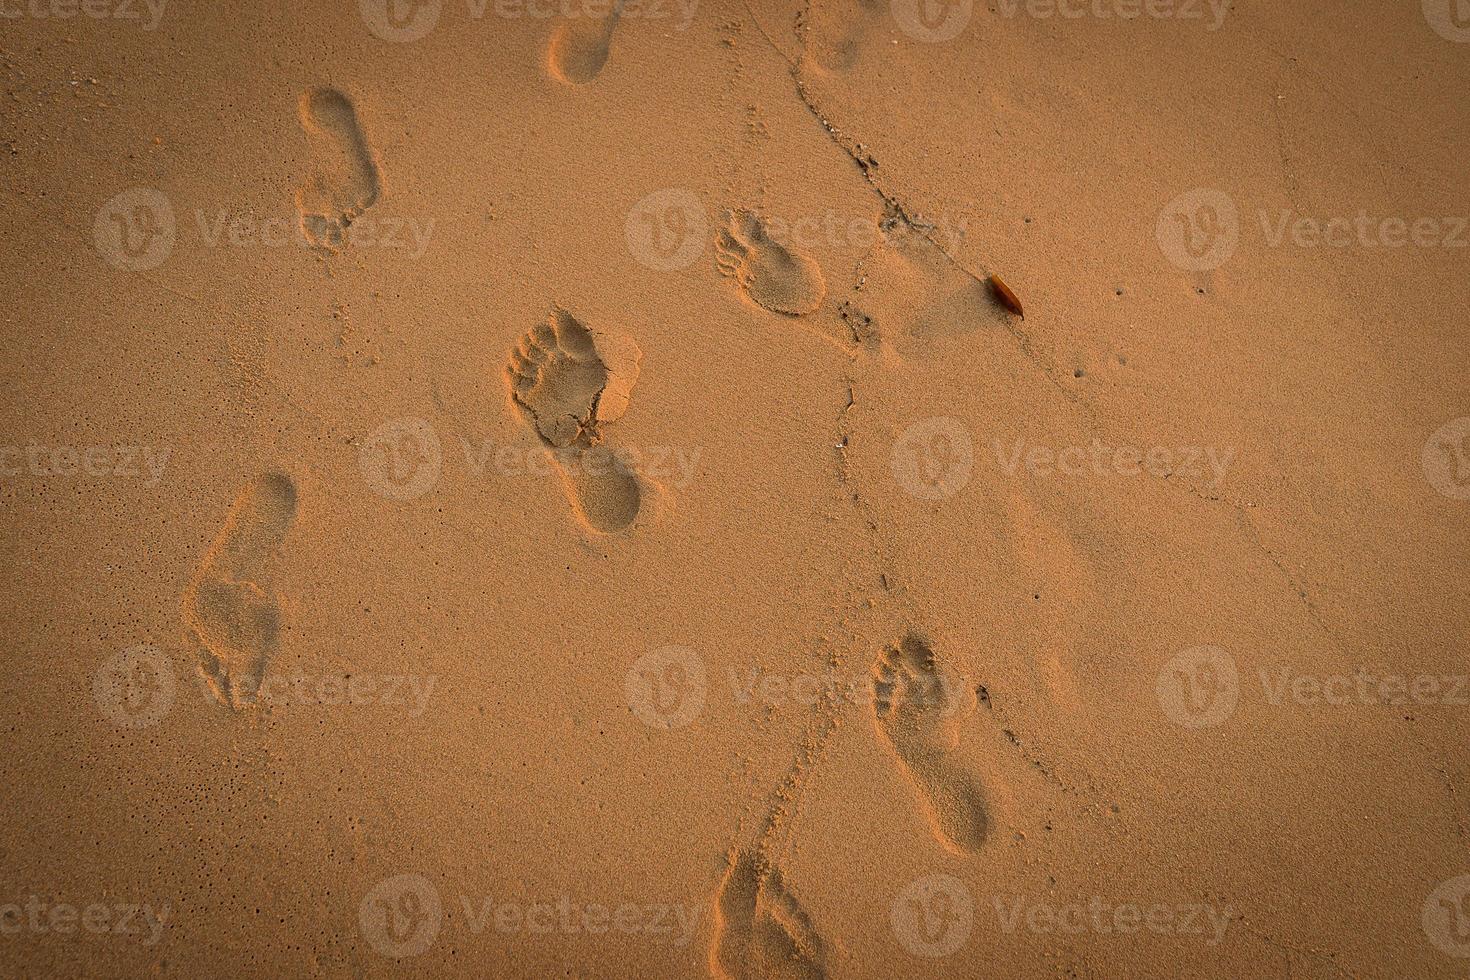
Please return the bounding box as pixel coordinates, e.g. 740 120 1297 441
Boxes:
505 308 650 534
295 87 382 248
546 0 623 84
716 210 827 316
711 849 827 980
871 635 990 853
182 473 298 706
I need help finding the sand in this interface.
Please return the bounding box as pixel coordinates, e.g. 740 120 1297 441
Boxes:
4 0 1470 975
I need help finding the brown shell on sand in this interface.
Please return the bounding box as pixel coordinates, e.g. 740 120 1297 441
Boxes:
989 274 1024 318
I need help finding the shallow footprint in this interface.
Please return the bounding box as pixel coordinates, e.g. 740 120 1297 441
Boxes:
182 473 298 706
715 210 827 317
295 87 382 248
505 308 650 534
711 849 827 980
871 634 990 853
799 0 884 73
546 1 622 84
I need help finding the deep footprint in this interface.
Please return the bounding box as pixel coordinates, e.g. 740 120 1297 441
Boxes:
546 1 622 84
182 473 298 706
505 308 647 534
715 210 827 316
711 849 827 980
295 87 382 248
872 635 990 853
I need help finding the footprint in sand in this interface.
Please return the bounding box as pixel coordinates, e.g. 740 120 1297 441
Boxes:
181 473 298 706
295 87 382 249
505 308 651 534
546 1 622 84
800 0 884 73
871 635 990 854
711 849 827 980
716 211 827 317
1003 490 1089 713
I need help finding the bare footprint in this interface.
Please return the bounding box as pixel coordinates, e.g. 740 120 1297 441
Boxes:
546 0 623 84
716 210 827 317
711 849 827 980
505 308 651 534
842 220 994 357
182 473 298 706
872 635 990 853
295 87 382 248
799 0 884 73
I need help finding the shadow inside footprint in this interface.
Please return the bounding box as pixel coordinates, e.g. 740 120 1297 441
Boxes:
715 210 827 317
711 849 827 980
872 634 990 853
505 309 648 534
182 473 298 705
296 87 382 248
546 3 622 84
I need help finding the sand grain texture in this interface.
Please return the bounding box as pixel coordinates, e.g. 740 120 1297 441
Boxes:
2 1 1468 977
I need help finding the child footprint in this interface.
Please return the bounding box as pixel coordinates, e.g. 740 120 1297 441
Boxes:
871 634 991 853
711 849 828 980
295 87 382 248
182 473 298 707
546 0 623 84
715 210 827 316
505 308 653 534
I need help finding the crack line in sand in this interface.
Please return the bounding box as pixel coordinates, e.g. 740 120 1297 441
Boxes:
740 5 1352 864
